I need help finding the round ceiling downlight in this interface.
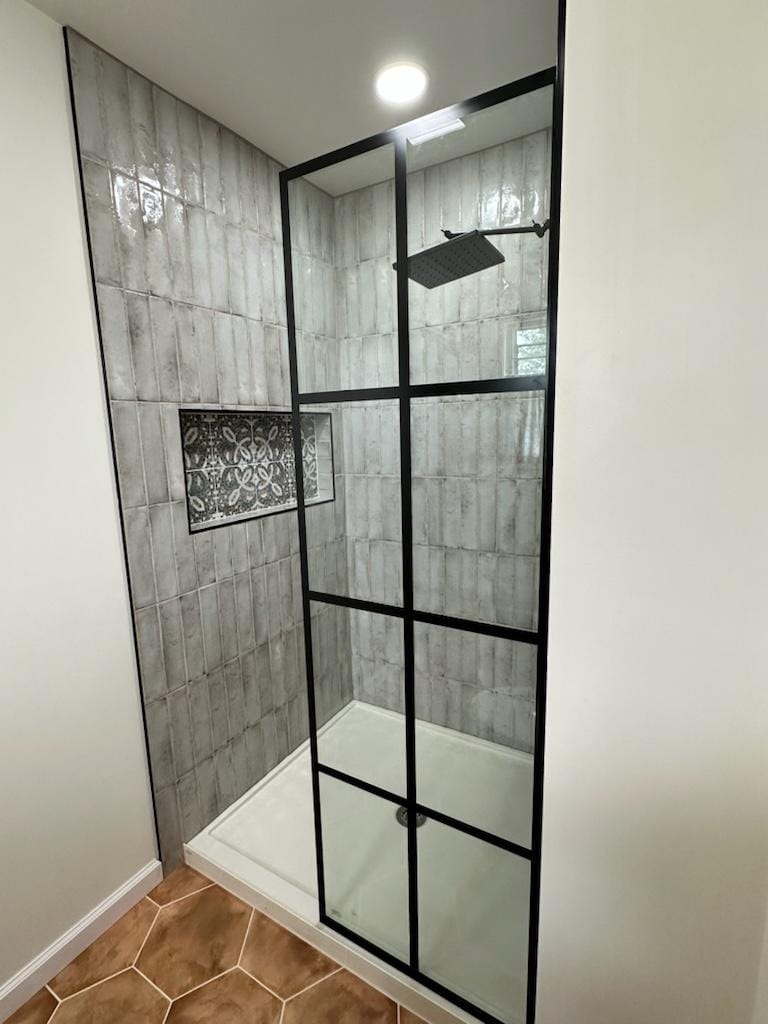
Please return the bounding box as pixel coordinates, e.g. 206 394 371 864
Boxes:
375 62 428 105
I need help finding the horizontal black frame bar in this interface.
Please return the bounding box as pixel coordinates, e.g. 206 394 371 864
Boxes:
320 915 510 1024
308 589 540 645
281 66 556 184
298 374 545 407
318 764 533 859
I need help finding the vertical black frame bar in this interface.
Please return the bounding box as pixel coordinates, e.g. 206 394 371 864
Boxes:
280 29 565 1022
525 2 566 1017
280 177 327 917
394 136 420 972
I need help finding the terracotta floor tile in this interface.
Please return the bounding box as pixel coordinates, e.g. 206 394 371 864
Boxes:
49 898 157 999
283 970 397 1024
137 884 251 998
52 969 168 1024
147 865 212 906
5 988 57 1024
399 1010 426 1024
166 968 281 1024
240 911 338 997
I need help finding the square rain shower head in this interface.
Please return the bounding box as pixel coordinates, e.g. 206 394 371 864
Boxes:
395 230 505 289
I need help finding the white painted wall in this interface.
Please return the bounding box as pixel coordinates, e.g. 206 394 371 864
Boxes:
0 0 157 997
538 1 768 1023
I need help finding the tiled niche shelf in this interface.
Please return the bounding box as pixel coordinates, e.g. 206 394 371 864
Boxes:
179 408 334 533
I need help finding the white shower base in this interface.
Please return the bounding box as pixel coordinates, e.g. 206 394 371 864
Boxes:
186 701 532 1024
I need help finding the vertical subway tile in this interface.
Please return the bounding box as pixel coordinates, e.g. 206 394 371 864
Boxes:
199 115 223 214
194 531 216 587
153 86 182 196
111 401 146 508
207 668 230 749
206 212 229 311
171 500 197 593
169 686 194 778
165 193 193 302
155 785 183 869
218 579 238 662
123 505 156 608
100 52 135 175
138 402 169 505
196 757 218 823
157 598 185 692
69 34 107 160
177 102 204 205
177 769 203 841
83 162 121 287
128 71 159 187
175 302 201 403
113 173 146 292
135 605 167 701
149 296 181 401
161 404 186 503
146 699 174 790
149 503 179 601
180 591 205 682
199 583 222 672
187 205 212 308
188 675 213 762
125 292 159 401
234 572 255 653
139 183 171 296
214 746 235 809
213 312 238 404
97 285 135 400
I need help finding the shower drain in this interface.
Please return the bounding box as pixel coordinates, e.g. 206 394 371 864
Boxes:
395 806 427 828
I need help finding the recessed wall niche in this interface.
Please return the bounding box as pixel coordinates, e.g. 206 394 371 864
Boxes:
180 409 334 533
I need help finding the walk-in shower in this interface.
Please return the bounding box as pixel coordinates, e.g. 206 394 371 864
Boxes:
188 68 561 1024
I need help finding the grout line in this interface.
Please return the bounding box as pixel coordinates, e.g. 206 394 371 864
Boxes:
146 894 161 907
283 966 343 1004
45 985 61 1002
278 1002 285 1024
237 908 255 966
152 882 216 909
236 964 285 1004
160 1002 172 1024
133 965 173 1003
132 907 161 966
172 965 237 1002
54 966 133 1003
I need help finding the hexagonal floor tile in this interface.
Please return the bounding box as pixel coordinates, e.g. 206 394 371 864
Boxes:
5 987 57 1024
49 898 157 998
147 866 212 907
240 911 338 998
282 970 397 1024
137 884 251 998
52 968 168 1024
166 968 281 1023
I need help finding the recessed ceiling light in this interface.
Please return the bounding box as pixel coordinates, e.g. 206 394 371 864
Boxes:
375 62 428 105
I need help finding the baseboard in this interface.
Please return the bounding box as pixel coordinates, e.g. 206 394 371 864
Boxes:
0 859 162 1022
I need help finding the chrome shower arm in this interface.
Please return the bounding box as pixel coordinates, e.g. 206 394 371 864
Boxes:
442 219 550 240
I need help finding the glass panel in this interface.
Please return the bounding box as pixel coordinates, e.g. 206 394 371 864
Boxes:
419 820 530 1024
303 399 402 606
405 87 553 385
312 601 405 797
415 622 534 847
320 773 409 961
411 391 543 629
288 143 398 393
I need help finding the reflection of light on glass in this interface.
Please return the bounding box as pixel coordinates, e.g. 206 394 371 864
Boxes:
113 174 140 236
141 186 163 225
407 118 465 146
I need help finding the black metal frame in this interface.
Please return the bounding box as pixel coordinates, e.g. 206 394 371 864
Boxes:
176 406 336 536
281 42 564 1024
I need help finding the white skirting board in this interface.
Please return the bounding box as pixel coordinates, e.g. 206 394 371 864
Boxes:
0 859 162 1022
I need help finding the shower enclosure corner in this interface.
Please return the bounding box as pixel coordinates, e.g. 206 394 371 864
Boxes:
279 62 562 1024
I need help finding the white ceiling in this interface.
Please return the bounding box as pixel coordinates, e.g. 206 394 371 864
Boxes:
31 0 557 169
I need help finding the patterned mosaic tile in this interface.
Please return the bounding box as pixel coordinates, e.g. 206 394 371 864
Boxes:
180 411 328 531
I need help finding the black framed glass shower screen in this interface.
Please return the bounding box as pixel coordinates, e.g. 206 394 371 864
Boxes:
280 64 562 1024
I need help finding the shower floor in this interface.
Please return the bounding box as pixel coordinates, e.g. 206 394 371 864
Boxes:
186 701 533 1024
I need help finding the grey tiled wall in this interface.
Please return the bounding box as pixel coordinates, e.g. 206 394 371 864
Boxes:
290 134 548 753
69 33 348 866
